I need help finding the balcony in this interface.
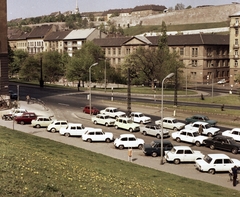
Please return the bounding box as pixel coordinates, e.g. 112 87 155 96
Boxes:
233 54 239 59
233 44 239 49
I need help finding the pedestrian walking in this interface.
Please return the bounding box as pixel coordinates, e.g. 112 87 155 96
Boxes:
221 104 224 111
26 95 30 104
231 165 238 186
198 124 203 135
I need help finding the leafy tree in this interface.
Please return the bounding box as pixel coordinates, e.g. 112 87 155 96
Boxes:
9 50 28 77
19 56 39 81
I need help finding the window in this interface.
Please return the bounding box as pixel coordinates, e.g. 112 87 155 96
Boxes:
235 28 239 36
192 48 198 57
113 48 116 55
108 48 111 55
214 159 223 164
192 60 198 67
235 60 238 67
176 150 184 154
126 48 130 54
180 48 184 56
185 150 192 154
118 48 121 55
207 48 212 57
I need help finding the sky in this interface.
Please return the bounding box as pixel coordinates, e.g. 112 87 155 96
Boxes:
7 0 240 21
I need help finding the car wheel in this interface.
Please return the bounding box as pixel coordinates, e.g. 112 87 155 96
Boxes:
156 134 161 139
195 141 201 147
105 123 109 127
208 169 215 174
129 128 133 132
119 145 124 150
173 127 178 131
138 144 143 149
65 133 70 137
115 125 118 129
210 145 215 150
87 138 92 143
36 124 41 128
142 131 147 136
51 128 56 133
174 159 180 165
232 148 238 154
207 133 213 137
152 152 158 157
105 138 111 143
20 121 25 125
176 137 181 142
94 120 97 125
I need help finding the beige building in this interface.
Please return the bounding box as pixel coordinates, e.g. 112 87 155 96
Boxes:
229 11 240 86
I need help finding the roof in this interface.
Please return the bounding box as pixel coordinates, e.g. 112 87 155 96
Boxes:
120 134 136 137
27 25 53 39
93 37 130 47
63 28 96 40
44 30 71 41
163 117 178 120
207 154 230 159
192 121 209 125
172 146 192 150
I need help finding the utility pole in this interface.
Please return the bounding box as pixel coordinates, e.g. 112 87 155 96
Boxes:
127 68 131 117
174 66 178 106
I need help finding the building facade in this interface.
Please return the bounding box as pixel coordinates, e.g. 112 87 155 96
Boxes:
0 0 9 96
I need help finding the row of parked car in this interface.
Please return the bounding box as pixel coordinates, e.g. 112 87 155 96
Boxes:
2 106 240 174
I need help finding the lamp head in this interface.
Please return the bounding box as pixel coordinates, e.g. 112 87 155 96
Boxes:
166 73 174 79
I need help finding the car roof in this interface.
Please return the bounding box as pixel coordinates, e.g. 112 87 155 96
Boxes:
232 128 240 132
163 117 177 120
152 139 172 144
192 121 209 125
131 112 143 114
172 146 192 150
119 134 135 138
85 128 102 132
117 117 132 120
207 153 230 159
213 135 233 140
67 123 82 126
105 107 117 109
180 129 197 133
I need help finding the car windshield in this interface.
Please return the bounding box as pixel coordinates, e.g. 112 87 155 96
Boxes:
155 125 160 129
203 116 209 121
203 155 212 164
170 148 176 153
138 113 144 117
172 119 177 123
150 141 157 147
127 120 133 123
113 109 117 112
105 116 110 119
205 124 211 129
193 132 200 137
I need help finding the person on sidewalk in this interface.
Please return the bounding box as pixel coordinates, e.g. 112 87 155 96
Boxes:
231 165 238 186
26 95 30 104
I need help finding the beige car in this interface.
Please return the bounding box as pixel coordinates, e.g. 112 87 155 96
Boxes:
31 116 53 128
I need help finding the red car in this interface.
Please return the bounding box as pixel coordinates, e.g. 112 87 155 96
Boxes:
83 106 100 115
14 112 37 125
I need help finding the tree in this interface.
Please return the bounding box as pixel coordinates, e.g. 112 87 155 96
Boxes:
175 3 185 10
19 56 39 81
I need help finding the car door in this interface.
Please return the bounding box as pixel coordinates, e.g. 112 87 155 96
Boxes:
69 126 77 136
232 130 240 142
179 131 187 141
223 158 234 171
148 126 155 136
175 149 184 161
95 131 104 141
99 115 105 125
183 132 193 143
163 119 170 129
184 149 194 162
213 159 224 172
128 137 137 148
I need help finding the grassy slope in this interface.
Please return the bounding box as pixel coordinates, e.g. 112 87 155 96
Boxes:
0 127 240 197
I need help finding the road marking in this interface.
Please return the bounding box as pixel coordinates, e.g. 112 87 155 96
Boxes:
58 103 69 106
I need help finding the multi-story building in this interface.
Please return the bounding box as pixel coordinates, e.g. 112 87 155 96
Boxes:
0 0 9 96
93 34 229 84
229 11 240 86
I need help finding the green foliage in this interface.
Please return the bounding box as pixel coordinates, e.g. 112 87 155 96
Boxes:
9 50 28 77
19 56 40 81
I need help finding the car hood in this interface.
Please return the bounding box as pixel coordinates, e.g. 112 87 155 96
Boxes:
143 144 152 150
231 159 240 166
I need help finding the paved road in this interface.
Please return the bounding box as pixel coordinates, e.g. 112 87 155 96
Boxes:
0 100 239 191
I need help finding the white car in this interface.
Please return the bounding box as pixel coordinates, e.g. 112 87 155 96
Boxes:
140 125 170 138
195 153 240 174
91 114 115 127
114 117 140 132
47 120 68 133
171 129 208 147
130 112 151 124
185 121 220 137
114 134 144 150
222 128 240 142
31 116 53 128
155 117 185 131
59 123 94 137
100 107 126 119
165 146 204 164
82 129 114 143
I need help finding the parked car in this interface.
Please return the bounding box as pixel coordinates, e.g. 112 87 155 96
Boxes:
9 90 18 100
47 120 68 133
59 123 93 137
114 134 144 150
217 79 229 84
185 115 217 126
91 114 115 127
130 112 151 124
114 117 140 132
83 105 100 115
155 117 185 131
195 153 240 174
14 112 37 125
143 140 173 157
164 146 204 164
140 124 170 138
82 129 114 143
203 135 240 154
100 107 126 119
222 128 240 142
184 121 220 137
2 108 28 120
31 116 53 128
171 129 208 147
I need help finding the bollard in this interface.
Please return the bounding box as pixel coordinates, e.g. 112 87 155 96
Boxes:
173 110 176 117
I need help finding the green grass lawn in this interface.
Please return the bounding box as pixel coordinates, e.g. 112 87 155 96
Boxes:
1 127 240 197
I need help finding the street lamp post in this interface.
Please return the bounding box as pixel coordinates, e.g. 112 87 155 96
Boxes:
160 73 174 165
89 62 98 116
104 58 107 92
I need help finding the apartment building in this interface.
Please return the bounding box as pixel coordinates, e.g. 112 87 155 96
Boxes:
229 11 240 86
93 34 229 84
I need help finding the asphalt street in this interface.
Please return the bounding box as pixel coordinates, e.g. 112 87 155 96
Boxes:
0 100 239 191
